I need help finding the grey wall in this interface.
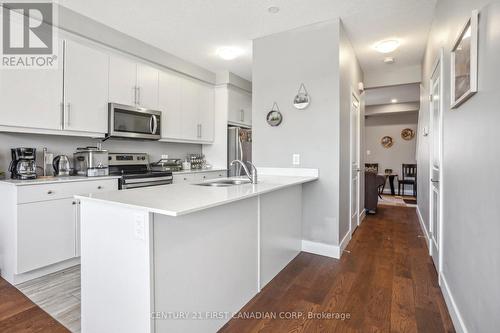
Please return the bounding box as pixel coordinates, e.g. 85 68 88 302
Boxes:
418 1 500 332
253 19 363 246
365 113 418 177
253 20 341 245
338 21 365 241
0 132 201 176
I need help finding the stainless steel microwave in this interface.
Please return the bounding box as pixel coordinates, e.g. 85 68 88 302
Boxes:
108 103 161 140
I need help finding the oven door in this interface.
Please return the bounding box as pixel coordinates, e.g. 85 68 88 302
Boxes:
109 103 162 140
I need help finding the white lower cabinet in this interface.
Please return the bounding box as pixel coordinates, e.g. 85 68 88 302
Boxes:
0 178 118 283
172 170 227 184
17 198 77 273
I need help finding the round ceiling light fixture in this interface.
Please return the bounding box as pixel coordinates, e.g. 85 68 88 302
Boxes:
216 46 244 60
391 99 398 103
384 57 395 64
374 39 400 53
268 6 280 14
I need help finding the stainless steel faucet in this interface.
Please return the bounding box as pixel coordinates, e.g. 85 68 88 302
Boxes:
230 160 258 184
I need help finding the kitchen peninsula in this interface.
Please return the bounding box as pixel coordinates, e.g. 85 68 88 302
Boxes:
77 168 318 333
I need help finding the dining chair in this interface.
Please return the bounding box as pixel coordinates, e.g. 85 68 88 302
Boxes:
365 163 379 172
398 164 417 197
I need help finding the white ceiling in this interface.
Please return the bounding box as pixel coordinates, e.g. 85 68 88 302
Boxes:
60 0 437 81
365 83 420 106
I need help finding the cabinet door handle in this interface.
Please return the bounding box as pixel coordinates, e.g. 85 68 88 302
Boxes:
72 201 77 205
240 109 244 122
133 86 137 105
199 124 202 138
66 103 71 127
60 103 64 129
97 186 103 189
47 190 54 194
137 87 141 106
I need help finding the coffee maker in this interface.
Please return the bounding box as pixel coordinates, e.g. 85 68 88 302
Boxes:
9 148 37 180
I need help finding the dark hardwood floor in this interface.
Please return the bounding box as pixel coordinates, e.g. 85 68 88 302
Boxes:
220 206 455 333
0 276 69 332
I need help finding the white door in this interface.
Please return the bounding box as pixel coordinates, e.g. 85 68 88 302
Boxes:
158 71 182 139
109 55 137 105
0 40 63 130
17 198 76 273
136 63 159 109
63 40 109 134
429 52 443 271
350 94 361 234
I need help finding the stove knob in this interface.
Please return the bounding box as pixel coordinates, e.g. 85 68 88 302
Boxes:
142 156 146 160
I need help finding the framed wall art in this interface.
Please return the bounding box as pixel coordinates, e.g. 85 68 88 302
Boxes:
450 10 479 109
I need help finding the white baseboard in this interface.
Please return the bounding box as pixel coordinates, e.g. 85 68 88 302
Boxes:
440 273 468 333
301 232 352 260
416 206 430 249
302 240 340 259
359 210 366 225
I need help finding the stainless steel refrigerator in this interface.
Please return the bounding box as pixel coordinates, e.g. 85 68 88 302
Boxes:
228 127 252 177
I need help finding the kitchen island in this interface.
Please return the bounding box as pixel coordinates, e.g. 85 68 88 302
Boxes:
76 168 318 333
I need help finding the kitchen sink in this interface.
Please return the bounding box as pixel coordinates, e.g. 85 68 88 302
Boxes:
195 179 252 187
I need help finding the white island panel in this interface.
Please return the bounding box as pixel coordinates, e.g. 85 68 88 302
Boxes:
153 197 258 333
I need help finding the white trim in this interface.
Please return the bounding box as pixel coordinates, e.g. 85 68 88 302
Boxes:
301 232 351 260
257 167 319 178
11 258 80 285
358 209 366 225
339 231 351 254
349 91 361 237
0 125 105 138
416 206 430 250
440 273 469 333
301 240 340 259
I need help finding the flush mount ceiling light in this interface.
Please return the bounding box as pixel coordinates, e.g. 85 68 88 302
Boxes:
216 46 244 60
268 6 280 14
391 99 398 103
374 39 400 53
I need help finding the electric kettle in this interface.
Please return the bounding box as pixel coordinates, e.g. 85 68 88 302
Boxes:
53 155 71 176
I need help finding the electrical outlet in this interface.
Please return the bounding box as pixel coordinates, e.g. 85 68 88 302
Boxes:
292 154 300 166
366 150 371 156
134 214 145 240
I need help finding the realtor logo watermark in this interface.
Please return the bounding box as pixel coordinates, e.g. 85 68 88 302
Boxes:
1 1 58 69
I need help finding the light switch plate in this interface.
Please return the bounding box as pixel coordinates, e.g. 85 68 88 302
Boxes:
292 154 300 166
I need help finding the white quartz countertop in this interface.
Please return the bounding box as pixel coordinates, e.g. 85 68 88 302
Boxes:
172 168 227 175
76 174 318 216
0 175 121 186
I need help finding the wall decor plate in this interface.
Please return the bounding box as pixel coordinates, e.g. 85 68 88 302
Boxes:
381 136 394 148
401 128 415 141
266 102 283 127
293 83 310 110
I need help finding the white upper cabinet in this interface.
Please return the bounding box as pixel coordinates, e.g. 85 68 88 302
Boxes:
198 82 215 142
0 40 64 131
158 71 182 140
179 78 215 143
159 74 215 143
109 55 137 106
109 55 159 109
180 79 200 141
63 40 109 134
228 87 252 127
136 63 159 109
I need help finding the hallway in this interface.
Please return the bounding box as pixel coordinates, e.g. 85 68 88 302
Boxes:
220 206 454 332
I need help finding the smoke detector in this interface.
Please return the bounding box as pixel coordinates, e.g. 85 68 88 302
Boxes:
384 57 395 64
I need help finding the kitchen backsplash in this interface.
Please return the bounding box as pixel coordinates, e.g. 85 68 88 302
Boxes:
0 132 202 175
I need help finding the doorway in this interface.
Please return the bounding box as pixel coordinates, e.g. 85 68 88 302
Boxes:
350 93 361 235
429 50 444 272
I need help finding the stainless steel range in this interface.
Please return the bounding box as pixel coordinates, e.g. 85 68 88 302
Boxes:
108 153 173 190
